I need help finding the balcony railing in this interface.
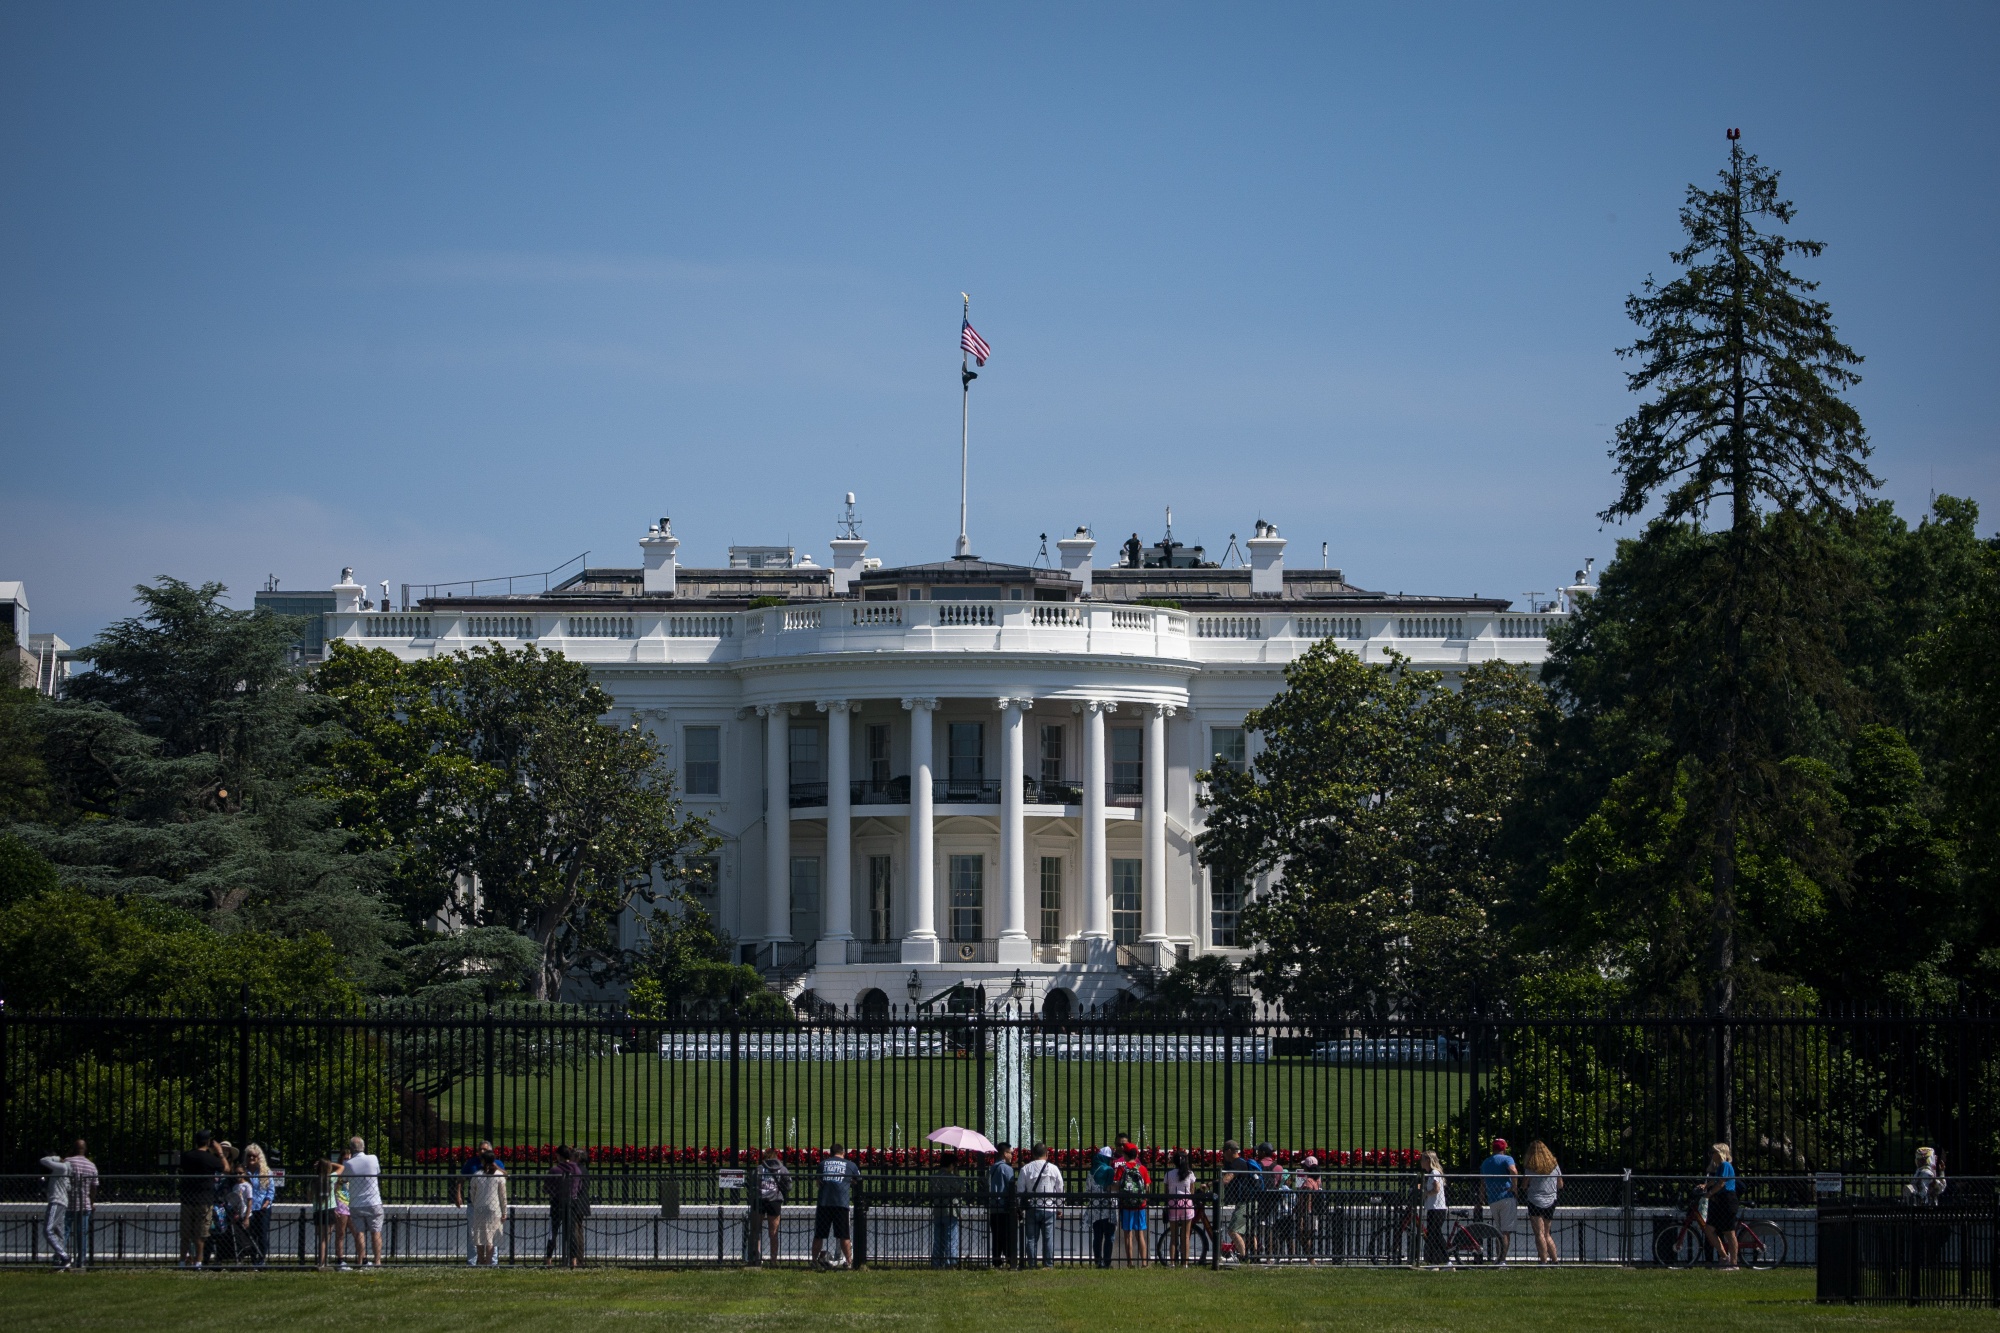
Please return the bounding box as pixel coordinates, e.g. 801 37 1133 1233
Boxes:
935 778 1002 804
788 781 828 808
854 776 912 804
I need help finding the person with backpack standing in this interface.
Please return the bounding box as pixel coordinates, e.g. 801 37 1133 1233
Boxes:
1113 1143 1152 1266
1086 1146 1118 1268
985 1143 1017 1268
753 1151 792 1266
1017 1143 1063 1268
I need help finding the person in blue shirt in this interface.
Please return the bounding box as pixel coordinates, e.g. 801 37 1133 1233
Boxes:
1700 1143 1739 1269
1479 1137 1520 1262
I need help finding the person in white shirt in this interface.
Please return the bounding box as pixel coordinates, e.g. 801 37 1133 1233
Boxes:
1418 1150 1450 1264
1016 1143 1064 1268
335 1136 385 1267
38 1153 73 1269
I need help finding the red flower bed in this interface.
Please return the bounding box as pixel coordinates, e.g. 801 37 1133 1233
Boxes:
414 1144 1422 1170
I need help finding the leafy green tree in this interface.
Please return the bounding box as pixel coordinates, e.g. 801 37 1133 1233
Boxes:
1197 645 1549 1017
0 628 50 823
1128 954 1251 1020
1589 135 1874 1017
312 642 718 1000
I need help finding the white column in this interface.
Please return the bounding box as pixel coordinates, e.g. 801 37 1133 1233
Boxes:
1143 703 1174 953
1079 700 1113 956
996 697 1032 964
760 703 792 946
901 697 939 963
818 699 855 968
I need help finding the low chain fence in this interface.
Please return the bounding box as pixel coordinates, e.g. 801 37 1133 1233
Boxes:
3 1170 1984 1270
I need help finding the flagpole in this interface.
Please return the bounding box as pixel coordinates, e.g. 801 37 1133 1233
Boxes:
957 292 972 558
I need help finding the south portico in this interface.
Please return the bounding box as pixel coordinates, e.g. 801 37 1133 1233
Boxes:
736 667 1191 1009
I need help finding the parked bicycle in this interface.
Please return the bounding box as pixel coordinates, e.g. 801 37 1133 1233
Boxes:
1369 1204 1502 1264
1654 1193 1785 1269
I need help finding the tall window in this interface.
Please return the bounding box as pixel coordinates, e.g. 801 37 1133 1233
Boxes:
1039 724 1066 787
683 726 721 796
866 724 892 788
1210 872 1245 948
1111 858 1142 943
868 855 893 942
789 725 822 784
1038 856 1063 944
1210 726 1247 776
789 856 821 942
948 722 985 791
950 854 984 942
1111 727 1143 795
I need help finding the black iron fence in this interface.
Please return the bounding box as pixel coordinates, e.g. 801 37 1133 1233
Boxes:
2 1007 1995 1182
13 1169 1971 1270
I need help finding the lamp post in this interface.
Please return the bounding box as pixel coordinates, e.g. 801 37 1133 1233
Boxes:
906 970 923 1009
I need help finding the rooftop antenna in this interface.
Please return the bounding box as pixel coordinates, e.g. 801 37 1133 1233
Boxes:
1523 590 1547 613
1321 541 1328 570
263 573 279 592
1164 506 1173 544
838 492 863 539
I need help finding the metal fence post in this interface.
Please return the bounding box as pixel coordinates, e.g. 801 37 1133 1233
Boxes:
482 1005 497 1148
974 1009 987 1135
237 983 252 1149
729 1019 741 1169
1222 1018 1235 1148
1620 1168 1634 1266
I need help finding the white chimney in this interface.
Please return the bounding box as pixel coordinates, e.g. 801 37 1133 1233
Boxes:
1247 520 1286 596
333 567 364 613
641 517 681 595
1057 526 1096 596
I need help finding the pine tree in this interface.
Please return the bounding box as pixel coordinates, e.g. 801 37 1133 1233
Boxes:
1602 133 1873 1019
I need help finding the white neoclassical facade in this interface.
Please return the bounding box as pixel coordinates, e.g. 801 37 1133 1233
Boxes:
322 515 1573 1014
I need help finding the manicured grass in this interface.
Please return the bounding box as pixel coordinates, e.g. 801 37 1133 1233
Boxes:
433 1053 1473 1152
3 1266 1990 1332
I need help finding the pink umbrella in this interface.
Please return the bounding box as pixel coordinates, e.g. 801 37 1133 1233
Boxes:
926 1126 998 1155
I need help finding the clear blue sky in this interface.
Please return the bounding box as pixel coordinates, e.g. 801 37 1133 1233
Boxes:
3 3 1995 642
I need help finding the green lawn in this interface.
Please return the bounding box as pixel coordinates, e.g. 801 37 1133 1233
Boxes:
432 1054 1473 1152
2 1266 1990 1331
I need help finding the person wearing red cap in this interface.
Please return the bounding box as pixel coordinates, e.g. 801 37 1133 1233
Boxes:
1479 1138 1520 1263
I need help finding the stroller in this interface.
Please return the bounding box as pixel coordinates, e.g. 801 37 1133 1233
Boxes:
210 1180 263 1266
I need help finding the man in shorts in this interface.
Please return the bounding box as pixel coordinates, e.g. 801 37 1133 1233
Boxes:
1479 1138 1520 1263
1218 1138 1261 1262
178 1130 223 1268
339 1135 385 1267
815 1144 860 1268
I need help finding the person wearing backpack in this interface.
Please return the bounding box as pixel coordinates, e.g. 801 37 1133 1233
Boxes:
753 1152 792 1266
1113 1143 1152 1266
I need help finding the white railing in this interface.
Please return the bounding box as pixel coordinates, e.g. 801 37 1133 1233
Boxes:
1497 615 1556 639
567 616 636 639
935 603 995 627
1109 607 1152 630
363 616 433 639
1295 615 1365 640
1195 615 1264 639
1396 616 1465 639
466 615 534 639
850 604 904 627
1031 604 1082 627
667 615 735 638
782 607 823 631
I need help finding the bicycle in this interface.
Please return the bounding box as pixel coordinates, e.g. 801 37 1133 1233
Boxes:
1368 1205 1502 1264
1653 1194 1785 1269
1149 1205 1214 1266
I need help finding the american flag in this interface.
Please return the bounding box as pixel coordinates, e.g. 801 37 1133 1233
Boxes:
960 320 990 366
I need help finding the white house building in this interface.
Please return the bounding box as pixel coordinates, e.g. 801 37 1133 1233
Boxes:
320 512 1576 1015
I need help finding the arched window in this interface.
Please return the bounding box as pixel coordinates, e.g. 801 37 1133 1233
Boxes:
1041 987 1075 1022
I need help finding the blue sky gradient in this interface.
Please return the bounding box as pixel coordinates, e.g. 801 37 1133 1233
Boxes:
3 3 1995 640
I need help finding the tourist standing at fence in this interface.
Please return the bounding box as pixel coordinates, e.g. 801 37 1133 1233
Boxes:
986 1142 1017 1268
1910 1147 1947 1205
338 1136 385 1268
929 1147 964 1268
37 1150 73 1269
1699 1143 1738 1270
1086 1146 1117 1268
1479 1138 1519 1264
1114 1144 1152 1266
178 1130 223 1269
1017 1143 1062 1268
468 1151 508 1267
544 1145 584 1268
1219 1139 1260 1263
1163 1151 1197 1266
62 1139 97 1270
1418 1151 1449 1264
455 1140 508 1263
1520 1140 1562 1263
815 1144 859 1269
750 1150 789 1266
311 1150 345 1270
244 1144 278 1269
224 1163 257 1266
